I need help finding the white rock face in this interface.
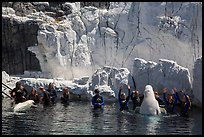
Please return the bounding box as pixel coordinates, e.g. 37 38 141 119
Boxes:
139 85 161 115
18 66 132 102
28 18 92 80
2 7 15 15
2 71 21 97
2 71 10 84
32 2 49 6
15 2 200 82
192 57 202 107
2 2 202 82
88 66 132 101
20 77 75 93
65 2 81 14
132 58 192 94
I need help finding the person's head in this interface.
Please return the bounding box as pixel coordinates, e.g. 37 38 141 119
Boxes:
163 87 168 92
173 87 177 92
167 95 173 103
120 92 126 100
181 94 190 102
39 87 45 93
134 90 139 96
48 83 54 89
31 88 37 94
16 81 21 89
154 91 159 97
63 87 69 94
94 89 100 95
154 91 158 95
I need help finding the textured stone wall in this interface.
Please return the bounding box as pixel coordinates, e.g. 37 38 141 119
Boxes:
80 2 110 9
2 16 41 75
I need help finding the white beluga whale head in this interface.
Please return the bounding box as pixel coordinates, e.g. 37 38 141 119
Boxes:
139 85 161 115
14 100 37 113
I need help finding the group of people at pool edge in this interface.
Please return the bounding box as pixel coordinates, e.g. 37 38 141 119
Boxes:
10 81 70 106
9 81 191 117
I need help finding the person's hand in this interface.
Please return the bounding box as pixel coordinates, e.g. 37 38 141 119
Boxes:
128 85 131 90
173 87 177 93
12 92 15 96
163 88 168 93
21 85 26 90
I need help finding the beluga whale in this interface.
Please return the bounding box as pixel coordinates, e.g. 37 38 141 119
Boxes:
13 100 37 113
139 85 161 115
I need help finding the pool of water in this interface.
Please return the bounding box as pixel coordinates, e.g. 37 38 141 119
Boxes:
2 98 202 135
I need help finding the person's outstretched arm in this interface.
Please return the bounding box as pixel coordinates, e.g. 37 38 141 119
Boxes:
100 96 104 106
130 91 134 100
163 92 168 104
92 96 96 106
118 88 122 102
163 88 169 110
126 85 131 102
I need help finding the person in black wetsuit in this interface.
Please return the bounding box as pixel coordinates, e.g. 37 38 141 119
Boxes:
163 87 178 114
47 83 57 104
61 87 70 105
92 89 104 109
131 90 140 110
118 85 131 111
175 90 191 117
154 91 164 106
10 81 28 104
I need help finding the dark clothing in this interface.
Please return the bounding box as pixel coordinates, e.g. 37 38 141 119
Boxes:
118 88 130 111
131 92 140 110
41 91 51 105
10 87 28 104
28 93 40 104
156 96 164 105
176 93 191 117
92 95 104 109
47 89 57 103
61 93 70 104
139 95 144 106
163 93 177 113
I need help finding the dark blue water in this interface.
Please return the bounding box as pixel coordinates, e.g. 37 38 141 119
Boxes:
2 97 202 135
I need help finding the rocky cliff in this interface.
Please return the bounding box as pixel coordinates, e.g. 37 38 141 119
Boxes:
2 14 41 74
2 2 109 75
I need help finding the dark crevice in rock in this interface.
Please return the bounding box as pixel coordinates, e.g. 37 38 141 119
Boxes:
2 16 41 75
